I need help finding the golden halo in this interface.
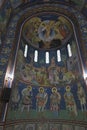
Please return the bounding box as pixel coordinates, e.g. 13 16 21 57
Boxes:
66 85 70 91
52 87 57 93
39 87 44 93
27 86 32 91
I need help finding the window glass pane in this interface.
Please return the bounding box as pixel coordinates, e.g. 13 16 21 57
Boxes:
57 50 61 62
45 52 49 64
67 44 72 57
24 44 28 58
34 50 38 62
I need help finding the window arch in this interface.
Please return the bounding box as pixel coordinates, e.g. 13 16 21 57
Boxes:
57 50 61 62
34 50 38 62
24 44 28 58
67 43 72 57
45 52 50 64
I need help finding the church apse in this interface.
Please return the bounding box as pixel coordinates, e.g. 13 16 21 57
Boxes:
4 13 87 130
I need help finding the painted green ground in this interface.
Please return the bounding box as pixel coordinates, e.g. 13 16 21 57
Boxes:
6 109 87 121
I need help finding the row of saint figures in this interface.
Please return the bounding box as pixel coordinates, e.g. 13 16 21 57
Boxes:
9 82 87 118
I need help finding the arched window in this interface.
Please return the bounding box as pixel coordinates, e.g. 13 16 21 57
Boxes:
45 52 50 64
24 44 28 58
34 50 38 62
57 50 61 62
67 44 72 57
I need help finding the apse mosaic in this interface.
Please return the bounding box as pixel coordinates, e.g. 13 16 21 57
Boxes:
15 15 81 86
22 16 73 49
0 0 87 88
0 1 87 129
6 14 87 124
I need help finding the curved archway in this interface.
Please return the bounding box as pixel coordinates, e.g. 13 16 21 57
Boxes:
4 3 86 87
0 3 87 129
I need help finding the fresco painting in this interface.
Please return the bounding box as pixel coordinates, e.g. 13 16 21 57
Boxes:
16 53 78 86
37 123 48 130
15 16 81 86
0 1 87 129
8 0 87 19
5 15 87 123
0 1 12 47
22 16 73 49
75 126 86 130
65 0 85 10
0 0 86 50
50 124 61 130
10 0 23 8
4 123 87 130
9 0 85 11
62 124 73 130
0 1 11 32
7 81 87 121
82 3 87 17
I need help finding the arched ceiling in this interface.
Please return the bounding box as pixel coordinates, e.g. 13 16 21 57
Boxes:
0 1 87 128
0 0 87 16
0 0 87 45
9 0 86 10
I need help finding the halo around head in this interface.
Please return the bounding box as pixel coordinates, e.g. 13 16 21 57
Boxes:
39 87 44 93
27 86 32 91
52 87 57 93
66 85 71 91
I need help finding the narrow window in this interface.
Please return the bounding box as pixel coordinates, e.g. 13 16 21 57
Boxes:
24 44 28 58
34 50 38 62
57 50 61 62
45 52 49 64
67 44 72 57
